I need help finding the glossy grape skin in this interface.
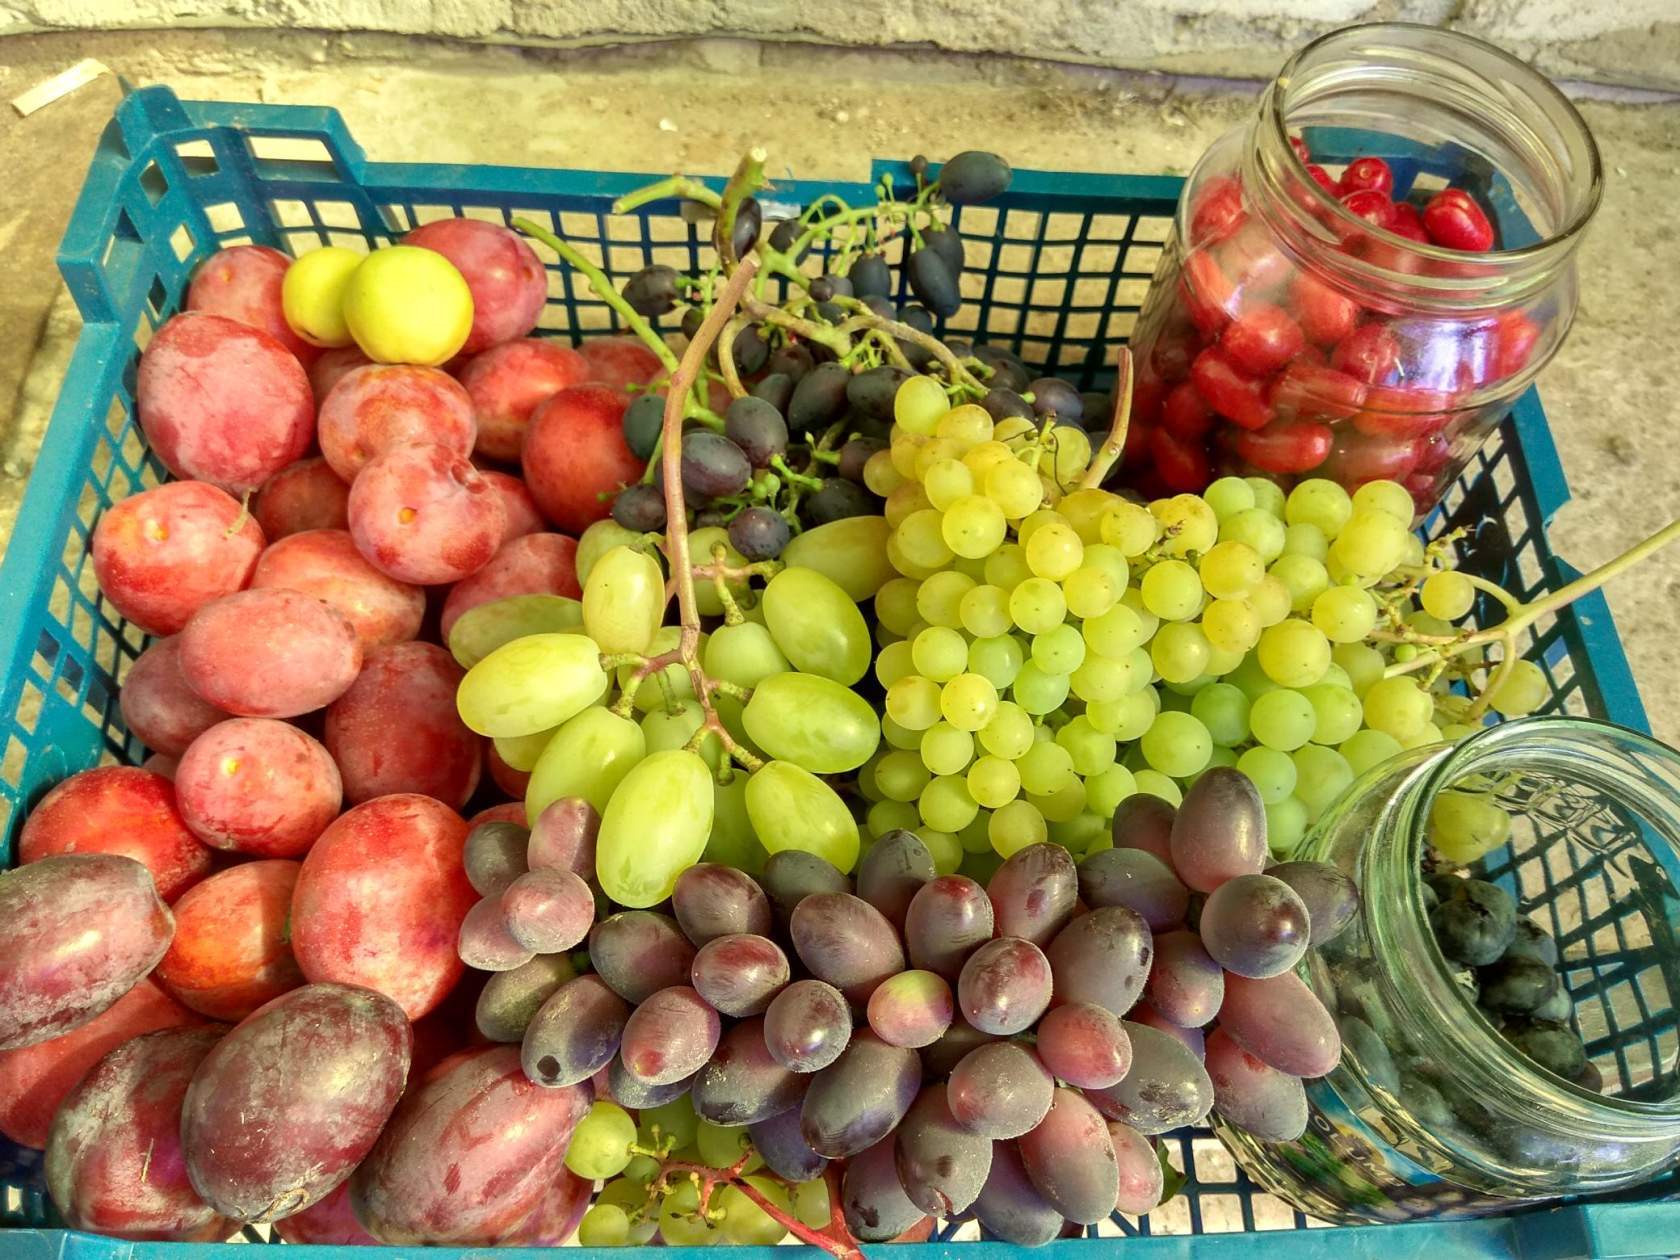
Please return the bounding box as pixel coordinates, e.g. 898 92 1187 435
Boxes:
690 1017 807 1127
940 1043 1053 1144
476 953 576 1043
447 593 582 671
761 851 851 917
1144 929 1226 1028
500 868 594 954
746 762 861 875
458 898 534 972
522 974 630 1087
1077 848 1189 930
1110 791 1177 864
464 821 530 896
958 938 1053 1035
1045 906 1154 1017
1205 1028 1308 1141
986 842 1077 947
841 1135 925 1243
761 567 871 686
1088 1022 1214 1134
1035 1001 1133 1089
525 798 597 877
790 893 906 1005
1018 1087 1119 1226
800 1031 922 1159
748 1106 830 1183
588 912 697 1004
866 970 954 1049
595 749 714 909
763 979 853 1073
605 1056 694 1109
904 874 995 981
691 934 790 1017
455 633 604 740
619 987 722 1087
1218 972 1341 1077
1199 874 1311 979
973 1140 1063 1246
1266 860 1360 946
671 864 773 947
742 672 881 774
855 830 937 931
581 545 665 655
894 1085 993 1216
1169 766 1268 894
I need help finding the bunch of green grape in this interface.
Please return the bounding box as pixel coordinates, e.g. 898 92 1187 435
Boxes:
566 1095 830 1247
858 374 1547 868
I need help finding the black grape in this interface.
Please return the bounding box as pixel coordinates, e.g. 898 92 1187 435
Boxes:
841 1135 923 1243
973 1141 1063 1246
847 365 911 421
730 325 770 375
788 362 852 429
623 264 679 316
721 195 762 260
1205 1028 1309 1141
805 480 877 525
458 898 532 972
751 371 795 412
937 151 1012 205
589 910 697 1004
681 306 704 339
1111 793 1177 864
1081 391 1114 428
973 344 1030 392
922 226 966 276
768 217 810 262
680 431 752 500
611 483 666 532
801 1031 922 1159
919 1015 1000 1079
907 248 960 318
618 986 722 1087
749 1106 829 1183
621 393 666 460
1028 376 1084 423
894 1085 992 1215
522 973 630 1087
847 252 893 299
723 396 789 468
811 273 853 301
729 507 792 560
691 1017 807 1126
855 829 936 931
896 304 935 368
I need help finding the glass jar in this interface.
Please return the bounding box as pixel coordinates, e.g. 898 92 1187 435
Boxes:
1124 23 1602 515
1216 718 1680 1222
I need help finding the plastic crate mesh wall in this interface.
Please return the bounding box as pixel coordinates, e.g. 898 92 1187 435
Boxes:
0 91 1662 1242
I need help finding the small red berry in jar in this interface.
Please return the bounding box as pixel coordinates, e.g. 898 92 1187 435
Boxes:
1305 165 1338 195
1269 360 1368 423
1422 188 1496 251
1388 202 1428 240
1221 304 1305 377
1191 177 1247 246
1338 188 1398 232
1289 274 1360 345
1288 135 1312 163
1234 418 1333 475
1161 382 1216 441
1331 322 1402 385
1149 428 1212 492
1179 251 1237 337
1320 427 1419 486
1339 157 1395 198
1190 348 1274 432
1149 330 1197 384
1494 310 1541 377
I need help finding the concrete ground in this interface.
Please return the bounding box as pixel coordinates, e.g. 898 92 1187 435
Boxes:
2 29 1678 742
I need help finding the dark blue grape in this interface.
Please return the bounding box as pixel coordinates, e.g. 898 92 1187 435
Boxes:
723 396 788 468
846 365 911 420
1429 879 1516 966
848 253 893 299
804 479 876 525
748 1107 829 1182
894 1085 992 1215
973 344 1030 391
681 306 704 339
719 196 761 261
855 829 935 931
623 264 679 316
1504 1019 1587 1079
691 1016 806 1126
731 326 769 375
981 387 1033 422
768 218 810 262
907 248 960 318
1080 391 1114 429
751 371 794 411
611 484 666 532
860 293 895 319
1029 377 1084 422
937 151 1012 204
622 394 666 460
680 431 752 500
728 506 791 560
838 437 886 483
896 305 935 368
922 226 966 276
1476 955 1558 1014
801 1031 922 1159
768 343 814 381
788 362 851 430
1503 918 1559 966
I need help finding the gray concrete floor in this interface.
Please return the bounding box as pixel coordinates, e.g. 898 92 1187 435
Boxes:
2 29 1678 742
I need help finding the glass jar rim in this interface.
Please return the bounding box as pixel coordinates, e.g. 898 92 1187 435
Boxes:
1389 717 1680 1131
1262 22 1604 272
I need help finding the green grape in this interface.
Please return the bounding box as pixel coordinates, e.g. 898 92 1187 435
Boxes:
564 1101 637 1179
576 518 646 586
1038 424 1091 487
1404 608 1455 639
1330 510 1409 578
1030 778 1088 823
683 527 751 617
692 1118 760 1172
1025 522 1084 581
613 625 703 713
1401 534 1427 566
1056 715 1118 776
1257 618 1332 688
660 1188 721 1246
1013 661 1071 716
1204 475 1256 520
869 798 922 837
1239 476 1283 517
1057 488 1117 544
598 1179 662 1245
1199 540 1265 599
1132 769 1183 807
708 775 767 875
1237 745 1298 804
989 798 1049 856
579 1204 632 1247
1151 622 1211 686
642 701 723 771
1140 559 1203 621
639 1094 698 1151
886 675 943 730
899 509 958 572
969 634 1026 690
1319 662 1355 691
457 633 608 738
1265 796 1309 859
746 760 862 872
1362 676 1433 740
447 593 583 669
1100 500 1160 556
742 672 881 774
924 457 975 510
882 713 922 750
1088 687 1159 741
1031 623 1087 675
942 671 1002 732
1400 721 1446 750
875 639 916 689
1333 641 1387 696
918 825 963 875
877 749 933 801
943 494 1009 559
780 514 895 600
1190 682 1251 747
921 722 976 776
911 625 969 683
1285 478 1353 537
1086 765 1137 817
985 458 1045 519
1017 739 1077 796
1205 643 1246 676
1351 478 1414 523
1191 743 1240 783
596 749 715 907
1292 744 1355 822
920 775 980 832
1118 585 1162 640
1075 548 1128 606
494 727 556 773
1429 789 1513 863
964 440 1015 481
718 1180 791 1246
1199 597 1259 655
1082 603 1147 660
1301 683 1364 746
793 1179 832 1230
889 435 927 483
876 577 924 638
865 447 905 496
968 755 1022 808
1245 575 1292 629
984 543 1033 590
1270 554 1330 612
705 621 791 691
1140 710 1212 778
1016 509 1065 548
1063 566 1120 619
895 374 949 433
915 570 975 630
1487 658 1549 717
958 813 995 855
1069 652 1137 703
1249 688 1317 751
960 584 1013 638
523 706 643 819
1282 521 1330 562
1225 649 1278 700
1441 722 1481 742
1008 577 1068 634
857 755 884 803
1220 507 1287 563
978 702 1035 760
1150 494 1219 557
763 567 871 685
938 403 995 445
1311 586 1378 644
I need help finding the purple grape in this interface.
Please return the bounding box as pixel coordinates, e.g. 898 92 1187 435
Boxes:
788 362 851 430
1142 929 1225 1028
476 953 574 1043
607 1055 695 1109
986 842 1077 947
1088 1022 1213 1134
762 850 850 916
1018 1087 1119 1225
589 911 696 1004
1034 1001 1132 1089
526 797 597 877
727 506 791 561
805 479 877 525
672 863 772 947
621 393 665 460
1077 848 1189 930
1199 873 1311 979
1045 906 1153 1017
800 1031 922 1159
751 371 795 412
841 1135 922 1243
1027 377 1083 423
680 431 752 500
691 933 790 1017
1267 860 1360 946
918 1014 999 1078
958 937 1053 1035
748 1106 829 1183
1108 1119 1164 1215
691 1017 807 1126
723 396 789 468
763 979 852 1073
457 897 534 972
894 1085 992 1215
972 1140 1063 1245
855 829 935 931
623 264 678 316
790 892 906 1005
981 386 1033 422
1169 766 1267 894
522 973 630 1087
904 874 994 982
866 970 953 1049
1129 1001 1205 1059
463 820 529 896
1206 1028 1309 1141
946 1042 1053 1140
500 867 594 954
838 436 887 483
1110 794 1176 864
1218 972 1341 1077
611 483 667 532
619 986 722 1087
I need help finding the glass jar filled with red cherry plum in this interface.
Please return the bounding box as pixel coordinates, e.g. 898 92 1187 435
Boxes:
1123 23 1602 514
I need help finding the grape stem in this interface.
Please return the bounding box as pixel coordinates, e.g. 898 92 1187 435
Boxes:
653 1155 864 1260
611 176 724 216
1079 345 1134 490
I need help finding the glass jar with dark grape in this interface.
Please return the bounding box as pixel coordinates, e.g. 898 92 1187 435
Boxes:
1123 24 1601 515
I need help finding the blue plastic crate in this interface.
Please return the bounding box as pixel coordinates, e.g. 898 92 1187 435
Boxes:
0 85 1672 1258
